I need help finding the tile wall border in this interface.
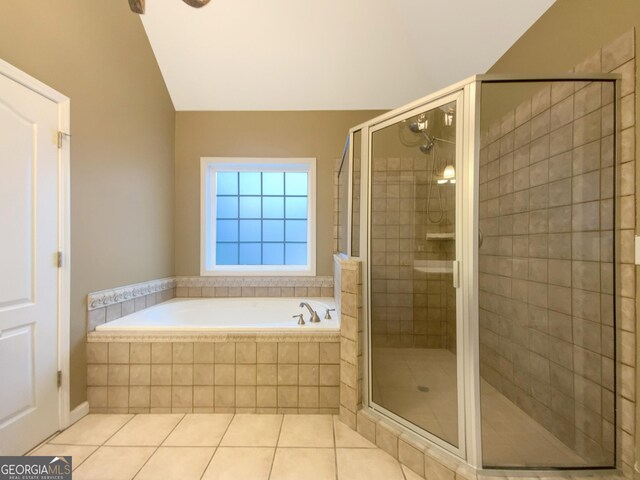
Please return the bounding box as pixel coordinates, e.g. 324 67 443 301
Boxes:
87 277 176 311
87 331 341 343
175 275 334 288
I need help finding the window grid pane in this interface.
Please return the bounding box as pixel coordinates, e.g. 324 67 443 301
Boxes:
215 171 308 266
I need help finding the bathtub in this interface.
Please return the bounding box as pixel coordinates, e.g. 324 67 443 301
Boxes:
87 296 342 413
94 297 340 333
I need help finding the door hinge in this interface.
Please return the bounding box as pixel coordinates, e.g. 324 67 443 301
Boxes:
57 370 62 388
57 131 71 149
57 251 63 268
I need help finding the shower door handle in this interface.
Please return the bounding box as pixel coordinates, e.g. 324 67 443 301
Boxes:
452 260 460 288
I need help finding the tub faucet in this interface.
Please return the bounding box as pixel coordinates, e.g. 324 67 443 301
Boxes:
299 302 320 323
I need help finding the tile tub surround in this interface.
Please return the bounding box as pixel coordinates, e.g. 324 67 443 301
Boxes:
174 275 334 299
478 32 636 467
88 275 334 332
86 336 341 414
337 257 363 430
87 278 177 332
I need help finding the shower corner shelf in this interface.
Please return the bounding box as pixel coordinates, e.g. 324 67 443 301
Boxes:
413 260 453 274
426 233 455 240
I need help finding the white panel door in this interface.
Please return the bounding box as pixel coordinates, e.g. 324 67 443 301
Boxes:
0 72 60 455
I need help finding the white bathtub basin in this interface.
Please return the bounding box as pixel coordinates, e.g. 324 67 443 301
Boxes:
95 297 339 333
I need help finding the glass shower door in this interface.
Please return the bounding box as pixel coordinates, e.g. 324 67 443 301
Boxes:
368 92 463 452
477 79 617 469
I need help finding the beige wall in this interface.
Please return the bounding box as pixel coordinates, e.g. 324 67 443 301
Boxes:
175 111 384 276
0 1 175 408
489 1 640 76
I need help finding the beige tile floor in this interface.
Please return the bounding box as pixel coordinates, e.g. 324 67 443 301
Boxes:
29 413 420 480
372 347 587 467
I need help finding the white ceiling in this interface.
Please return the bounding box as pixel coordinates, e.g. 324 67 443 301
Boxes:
140 0 554 111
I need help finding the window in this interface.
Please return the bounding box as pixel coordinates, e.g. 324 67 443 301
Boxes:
201 157 316 275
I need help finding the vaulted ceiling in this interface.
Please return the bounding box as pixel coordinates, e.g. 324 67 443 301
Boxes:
139 0 554 111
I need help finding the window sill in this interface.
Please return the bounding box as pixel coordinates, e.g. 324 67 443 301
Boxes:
200 265 316 277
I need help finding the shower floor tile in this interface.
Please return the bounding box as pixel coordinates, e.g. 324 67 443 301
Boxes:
372 347 588 467
32 413 408 480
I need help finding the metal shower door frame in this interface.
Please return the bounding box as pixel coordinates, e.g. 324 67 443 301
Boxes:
363 88 469 460
357 73 619 472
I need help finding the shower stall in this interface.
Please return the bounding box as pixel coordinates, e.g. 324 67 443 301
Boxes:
337 74 620 470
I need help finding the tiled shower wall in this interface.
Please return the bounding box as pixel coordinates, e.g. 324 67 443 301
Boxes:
370 156 456 349
478 32 636 466
334 157 345 253
370 167 415 347
334 142 361 257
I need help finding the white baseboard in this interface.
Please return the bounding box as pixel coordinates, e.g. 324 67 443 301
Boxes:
69 401 89 426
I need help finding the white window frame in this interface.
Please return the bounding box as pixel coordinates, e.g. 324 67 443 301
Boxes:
200 157 317 276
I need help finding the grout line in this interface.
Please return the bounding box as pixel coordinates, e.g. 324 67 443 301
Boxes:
332 415 338 480
158 413 188 447
267 413 285 479
100 413 137 445
25 430 61 455
197 413 235 480
129 413 186 479
250 445 337 449
39 445 101 472
62 413 137 472
73 446 101 472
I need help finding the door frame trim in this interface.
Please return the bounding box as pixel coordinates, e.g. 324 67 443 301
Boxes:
0 58 72 430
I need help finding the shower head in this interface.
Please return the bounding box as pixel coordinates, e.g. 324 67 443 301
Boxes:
419 129 434 153
408 121 422 133
401 114 432 153
409 115 428 133
419 140 434 153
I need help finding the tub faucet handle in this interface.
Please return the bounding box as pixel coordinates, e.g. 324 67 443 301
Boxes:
293 313 305 325
299 302 320 323
325 308 336 319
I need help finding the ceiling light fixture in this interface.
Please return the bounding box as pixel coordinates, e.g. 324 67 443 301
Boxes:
128 0 211 14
